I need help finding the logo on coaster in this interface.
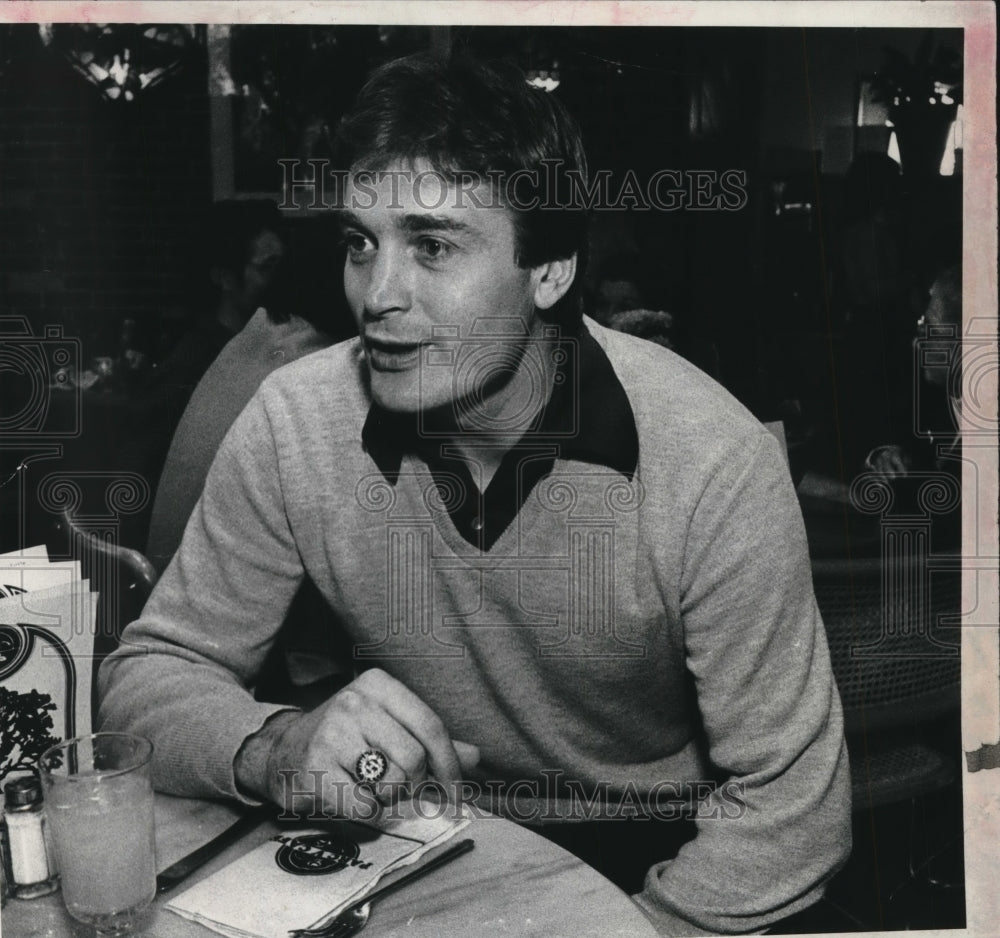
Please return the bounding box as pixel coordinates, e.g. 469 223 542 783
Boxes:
274 833 372 875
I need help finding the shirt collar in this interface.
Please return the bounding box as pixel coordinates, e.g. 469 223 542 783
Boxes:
362 322 638 481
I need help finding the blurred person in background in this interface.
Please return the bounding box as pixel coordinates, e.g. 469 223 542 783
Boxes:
865 263 962 480
143 200 287 424
146 223 344 573
114 201 288 537
591 252 653 325
594 251 722 379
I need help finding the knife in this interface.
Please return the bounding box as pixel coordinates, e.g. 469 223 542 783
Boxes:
156 809 267 894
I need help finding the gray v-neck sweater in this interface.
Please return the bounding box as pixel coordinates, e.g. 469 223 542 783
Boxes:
100 320 850 935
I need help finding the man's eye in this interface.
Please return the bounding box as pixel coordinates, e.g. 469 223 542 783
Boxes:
343 232 374 261
417 238 450 261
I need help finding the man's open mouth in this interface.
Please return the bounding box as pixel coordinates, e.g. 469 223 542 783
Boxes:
365 337 423 371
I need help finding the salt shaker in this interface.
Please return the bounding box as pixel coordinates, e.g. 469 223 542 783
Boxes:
2 776 60 899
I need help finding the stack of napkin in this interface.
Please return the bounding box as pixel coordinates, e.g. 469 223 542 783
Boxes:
167 799 469 938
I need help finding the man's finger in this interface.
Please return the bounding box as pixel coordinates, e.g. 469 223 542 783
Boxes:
453 740 480 773
356 670 463 785
360 718 429 786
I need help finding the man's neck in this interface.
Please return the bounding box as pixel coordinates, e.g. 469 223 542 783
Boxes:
434 341 558 492
444 440 512 493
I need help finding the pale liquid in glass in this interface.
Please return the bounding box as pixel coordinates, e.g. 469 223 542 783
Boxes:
46 771 156 931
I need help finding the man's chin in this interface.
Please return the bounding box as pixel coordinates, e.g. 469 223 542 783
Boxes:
369 381 453 420
371 395 421 415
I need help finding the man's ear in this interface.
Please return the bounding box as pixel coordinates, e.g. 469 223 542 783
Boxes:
532 255 577 311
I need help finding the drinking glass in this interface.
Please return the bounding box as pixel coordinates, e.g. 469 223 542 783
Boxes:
39 733 156 936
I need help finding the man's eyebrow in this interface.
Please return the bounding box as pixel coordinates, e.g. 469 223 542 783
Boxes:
332 209 369 232
397 214 475 236
332 209 481 241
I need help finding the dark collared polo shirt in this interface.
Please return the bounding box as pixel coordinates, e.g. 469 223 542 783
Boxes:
362 325 639 551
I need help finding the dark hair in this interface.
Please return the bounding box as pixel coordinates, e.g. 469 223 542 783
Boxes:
177 200 284 313
334 52 590 324
260 220 353 336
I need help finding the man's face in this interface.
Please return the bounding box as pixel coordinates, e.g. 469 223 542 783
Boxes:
236 228 285 317
340 161 546 418
919 279 958 388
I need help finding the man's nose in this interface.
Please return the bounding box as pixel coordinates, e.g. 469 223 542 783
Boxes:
363 247 411 318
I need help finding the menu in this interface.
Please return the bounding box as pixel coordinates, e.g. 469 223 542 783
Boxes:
0 546 99 786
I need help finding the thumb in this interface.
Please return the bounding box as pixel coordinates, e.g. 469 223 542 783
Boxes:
452 739 481 773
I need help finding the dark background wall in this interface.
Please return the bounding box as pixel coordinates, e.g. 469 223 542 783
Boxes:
0 26 210 359
0 24 963 372
759 27 963 172
0 23 963 520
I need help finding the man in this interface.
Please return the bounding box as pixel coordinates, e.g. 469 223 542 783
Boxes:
100 54 850 936
866 263 962 478
119 200 288 495
591 252 650 325
145 226 344 574
147 199 287 407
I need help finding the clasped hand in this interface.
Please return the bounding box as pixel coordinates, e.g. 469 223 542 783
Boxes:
237 668 479 819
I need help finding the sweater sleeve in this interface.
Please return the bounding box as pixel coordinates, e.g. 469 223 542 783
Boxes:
636 431 852 935
98 392 306 801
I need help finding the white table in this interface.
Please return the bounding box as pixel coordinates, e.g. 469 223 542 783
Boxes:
3 793 659 938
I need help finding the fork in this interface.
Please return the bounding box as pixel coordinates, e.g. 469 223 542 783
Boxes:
289 838 475 938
